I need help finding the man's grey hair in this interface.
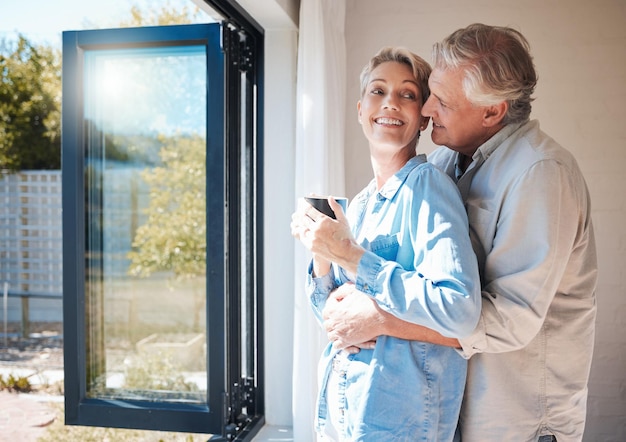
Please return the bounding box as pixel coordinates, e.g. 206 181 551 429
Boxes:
433 23 538 124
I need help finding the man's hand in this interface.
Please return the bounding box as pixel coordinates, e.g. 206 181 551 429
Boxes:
323 284 387 350
323 284 463 350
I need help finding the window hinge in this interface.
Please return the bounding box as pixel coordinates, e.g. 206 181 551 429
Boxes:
223 377 256 439
223 23 253 72
237 36 253 72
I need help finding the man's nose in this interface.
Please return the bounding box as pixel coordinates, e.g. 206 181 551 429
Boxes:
421 95 435 117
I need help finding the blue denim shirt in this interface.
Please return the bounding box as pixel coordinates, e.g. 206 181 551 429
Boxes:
307 155 481 441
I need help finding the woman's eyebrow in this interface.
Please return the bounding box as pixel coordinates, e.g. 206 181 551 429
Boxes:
368 78 419 86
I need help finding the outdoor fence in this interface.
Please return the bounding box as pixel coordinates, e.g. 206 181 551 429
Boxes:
1 168 152 338
0 171 62 336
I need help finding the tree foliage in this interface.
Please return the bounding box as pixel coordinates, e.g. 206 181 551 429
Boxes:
127 134 206 280
0 2 203 172
0 36 61 170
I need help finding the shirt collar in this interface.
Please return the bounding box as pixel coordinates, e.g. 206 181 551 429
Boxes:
454 120 528 177
473 120 526 162
376 154 427 201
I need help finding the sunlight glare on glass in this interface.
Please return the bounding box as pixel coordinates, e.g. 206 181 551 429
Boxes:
86 46 206 136
98 61 132 113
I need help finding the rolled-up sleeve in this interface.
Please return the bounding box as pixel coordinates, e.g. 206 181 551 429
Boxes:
305 261 342 325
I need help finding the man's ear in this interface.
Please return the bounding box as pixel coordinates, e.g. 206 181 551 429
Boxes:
357 101 362 124
483 101 508 127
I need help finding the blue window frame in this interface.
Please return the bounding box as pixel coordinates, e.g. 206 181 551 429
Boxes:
62 10 263 440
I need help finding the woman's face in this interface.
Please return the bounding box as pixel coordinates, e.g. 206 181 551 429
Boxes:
358 61 427 155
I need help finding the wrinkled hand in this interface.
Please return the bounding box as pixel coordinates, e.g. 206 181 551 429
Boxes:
323 284 386 352
324 284 462 351
290 196 362 273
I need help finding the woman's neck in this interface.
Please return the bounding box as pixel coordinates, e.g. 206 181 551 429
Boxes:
371 148 415 190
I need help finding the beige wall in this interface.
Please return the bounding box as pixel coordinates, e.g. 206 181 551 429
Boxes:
344 1 626 440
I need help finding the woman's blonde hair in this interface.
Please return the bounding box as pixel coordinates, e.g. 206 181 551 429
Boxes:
359 46 432 106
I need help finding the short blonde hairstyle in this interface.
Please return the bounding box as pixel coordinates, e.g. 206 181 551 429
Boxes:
359 46 432 106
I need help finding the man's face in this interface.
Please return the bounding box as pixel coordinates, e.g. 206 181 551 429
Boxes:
422 67 495 157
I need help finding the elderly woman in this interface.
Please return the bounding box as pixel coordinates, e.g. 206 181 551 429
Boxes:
291 46 480 441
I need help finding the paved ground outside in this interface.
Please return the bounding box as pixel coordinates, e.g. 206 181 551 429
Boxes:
0 392 60 442
0 322 293 441
0 322 63 442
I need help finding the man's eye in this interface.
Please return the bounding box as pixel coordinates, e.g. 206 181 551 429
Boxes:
370 88 383 95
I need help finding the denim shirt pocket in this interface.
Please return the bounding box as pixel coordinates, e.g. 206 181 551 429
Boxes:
366 233 400 261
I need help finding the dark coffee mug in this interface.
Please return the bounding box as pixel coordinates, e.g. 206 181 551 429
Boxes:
304 196 348 219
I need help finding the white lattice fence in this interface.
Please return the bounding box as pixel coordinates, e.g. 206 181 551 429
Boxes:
0 171 63 296
0 171 62 333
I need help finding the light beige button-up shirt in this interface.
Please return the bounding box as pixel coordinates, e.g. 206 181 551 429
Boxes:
429 120 598 442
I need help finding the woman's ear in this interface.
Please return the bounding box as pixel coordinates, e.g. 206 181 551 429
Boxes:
419 116 430 131
483 102 507 127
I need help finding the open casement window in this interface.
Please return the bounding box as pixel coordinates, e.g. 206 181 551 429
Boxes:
62 10 263 441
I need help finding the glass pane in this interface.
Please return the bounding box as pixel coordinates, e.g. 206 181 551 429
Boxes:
240 70 254 381
83 45 207 403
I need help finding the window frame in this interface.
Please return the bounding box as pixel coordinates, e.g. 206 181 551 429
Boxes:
62 4 265 438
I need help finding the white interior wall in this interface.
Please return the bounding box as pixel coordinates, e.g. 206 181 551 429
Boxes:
262 29 298 427
344 1 626 440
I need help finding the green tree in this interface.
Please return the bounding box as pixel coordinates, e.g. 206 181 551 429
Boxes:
0 35 61 170
0 2 202 172
127 134 206 280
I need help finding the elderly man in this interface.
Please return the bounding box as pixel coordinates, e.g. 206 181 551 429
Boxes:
323 23 597 442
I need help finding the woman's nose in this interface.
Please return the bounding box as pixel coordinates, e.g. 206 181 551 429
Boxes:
383 95 399 110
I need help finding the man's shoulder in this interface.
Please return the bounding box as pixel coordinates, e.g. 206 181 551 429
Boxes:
427 146 455 163
503 120 579 169
426 147 457 176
